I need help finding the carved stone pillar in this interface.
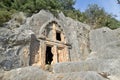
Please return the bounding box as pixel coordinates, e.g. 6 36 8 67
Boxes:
52 23 56 40
64 46 70 62
56 46 61 62
40 41 46 69
51 45 58 64
61 32 65 42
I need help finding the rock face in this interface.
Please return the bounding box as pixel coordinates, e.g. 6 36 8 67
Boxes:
52 27 120 80
0 67 108 80
63 17 90 61
89 27 120 60
89 27 120 53
0 66 47 80
26 10 90 64
0 10 90 70
0 10 120 80
0 27 33 71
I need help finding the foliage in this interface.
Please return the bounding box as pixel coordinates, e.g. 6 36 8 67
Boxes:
84 4 120 29
0 10 11 26
0 0 120 29
0 0 75 26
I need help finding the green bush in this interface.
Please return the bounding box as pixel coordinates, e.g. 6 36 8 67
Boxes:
0 1 120 29
0 10 11 26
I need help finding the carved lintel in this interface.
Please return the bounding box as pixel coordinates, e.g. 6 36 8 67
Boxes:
39 37 70 46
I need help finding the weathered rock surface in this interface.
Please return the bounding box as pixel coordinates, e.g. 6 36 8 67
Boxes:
65 14 90 61
53 59 120 76
0 66 47 80
0 10 120 80
48 71 108 80
26 10 91 62
0 12 34 71
52 27 120 79
0 10 91 71
0 67 119 80
0 27 33 70
89 27 120 53
25 10 54 36
0 67 109 80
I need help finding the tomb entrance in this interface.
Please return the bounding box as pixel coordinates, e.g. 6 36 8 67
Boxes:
31 21 70 68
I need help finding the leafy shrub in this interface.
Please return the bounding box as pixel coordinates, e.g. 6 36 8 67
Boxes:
0 10 11 26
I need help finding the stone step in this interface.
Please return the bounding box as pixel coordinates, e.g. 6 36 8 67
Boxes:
53 59 120 75
47 71 108 80
0 66 119 80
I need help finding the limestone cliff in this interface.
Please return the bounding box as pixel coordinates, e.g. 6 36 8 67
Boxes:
0 10 120 80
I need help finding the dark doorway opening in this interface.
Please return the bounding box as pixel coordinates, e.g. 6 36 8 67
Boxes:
56 32 61 41
45 46 53 64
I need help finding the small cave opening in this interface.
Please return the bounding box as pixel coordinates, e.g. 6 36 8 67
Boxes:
56 32 61 41
45 46 53 65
